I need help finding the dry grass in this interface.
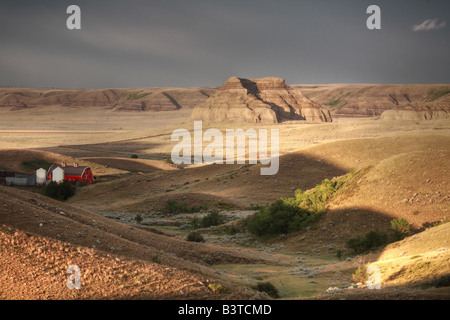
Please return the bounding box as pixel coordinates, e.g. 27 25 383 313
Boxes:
1 104 449 299
369 222 450 289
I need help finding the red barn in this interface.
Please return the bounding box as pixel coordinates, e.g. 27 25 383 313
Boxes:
47 163 94 184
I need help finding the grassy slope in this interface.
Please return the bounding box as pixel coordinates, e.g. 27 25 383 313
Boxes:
372 222 450 288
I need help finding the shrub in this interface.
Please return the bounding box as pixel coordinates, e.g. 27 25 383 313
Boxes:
253 282 279 299
41 180 75 201
186 231 204 243
293 178 347 213
364 230 389 248
352 266 369 287
432 218 449 227
390 218 411 241
76 180 87 187
151 256 161 264
248 200 309 236
165 199 190 213
226 224 240 235
431 274 450 288
189 201 208 213
200 211 225 228
246 203 265 211
190 216 200 229
346 230 388 253
247 172 355 237
134 214 143 224
208 283 229 294
200 201 209 211
165 199 208 214
212 200 233 210
346 236 366 253
131 154 138 159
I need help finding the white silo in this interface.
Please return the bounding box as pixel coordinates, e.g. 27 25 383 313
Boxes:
36 168 47 185
52 167 65 183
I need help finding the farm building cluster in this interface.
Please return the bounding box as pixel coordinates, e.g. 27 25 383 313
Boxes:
0 162 93 186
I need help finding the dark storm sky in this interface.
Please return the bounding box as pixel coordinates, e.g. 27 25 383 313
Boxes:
0 0 449 89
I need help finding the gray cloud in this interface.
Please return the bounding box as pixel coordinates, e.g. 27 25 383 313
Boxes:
1 0 450 88
412 18 446 31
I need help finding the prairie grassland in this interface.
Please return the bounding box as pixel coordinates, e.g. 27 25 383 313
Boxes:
2 105 448 159
1 105 450 300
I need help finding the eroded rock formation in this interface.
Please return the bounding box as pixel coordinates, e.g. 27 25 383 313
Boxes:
191 77 332 124
380 109 449 120
0 88 214 111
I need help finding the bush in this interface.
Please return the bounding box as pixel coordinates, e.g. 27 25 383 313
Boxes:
165 199 208 214
76 180 87 187
41 180 75 201
131 154 138 159
352 266 369 287
364 230 389 248
431 274 450 288
346 236 365 253
293 178 347 213
135 214 143 224
165 199 190 213
151 256 161 264
390 218 411 241
186 231 204 243
190 201 209 213
433 218 450 227
247 172 355 237
248 200 309 236
208 283 229 294
200 211 225 228
346 230 389 253
226 223 240 235
246 203 265 211
253 282 279 299
190 216 200 229
212 200 233 211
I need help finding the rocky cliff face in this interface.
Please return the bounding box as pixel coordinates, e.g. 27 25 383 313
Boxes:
191 77 332 124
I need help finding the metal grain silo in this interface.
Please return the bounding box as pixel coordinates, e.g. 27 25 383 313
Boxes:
36 168 47 185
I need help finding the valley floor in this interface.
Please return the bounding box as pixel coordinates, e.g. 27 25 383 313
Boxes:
0 109 449 300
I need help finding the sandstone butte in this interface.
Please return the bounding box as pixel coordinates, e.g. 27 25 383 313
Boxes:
191 77 332 124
